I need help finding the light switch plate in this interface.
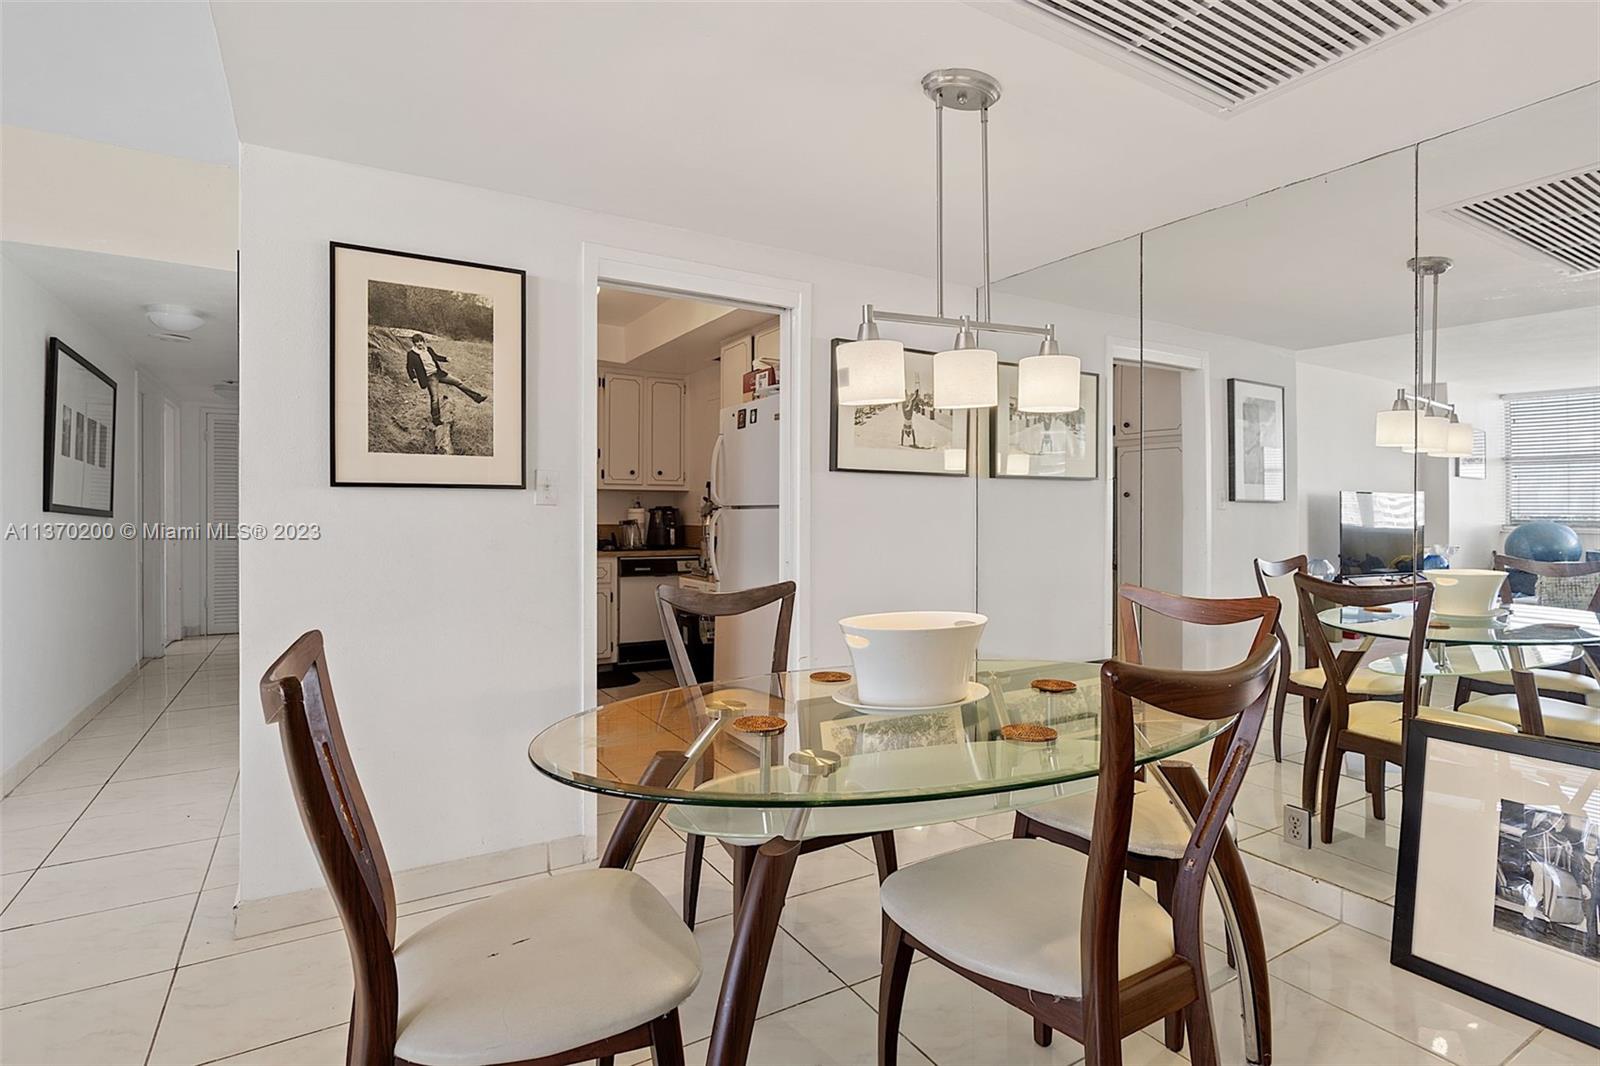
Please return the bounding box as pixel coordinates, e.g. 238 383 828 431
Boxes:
535 470 557 506
1283 804 1312 849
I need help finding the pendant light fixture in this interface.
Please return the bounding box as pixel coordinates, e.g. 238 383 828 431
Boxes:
840 69 1060 412
1379 256 1472 457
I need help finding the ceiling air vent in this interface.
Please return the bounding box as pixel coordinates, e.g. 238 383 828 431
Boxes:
1012 0 1466 112
1443 168 1600 277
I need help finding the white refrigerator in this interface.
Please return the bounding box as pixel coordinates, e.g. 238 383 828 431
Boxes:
708 394 781 680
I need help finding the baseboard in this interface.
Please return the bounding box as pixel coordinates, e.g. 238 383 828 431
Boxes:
233 834 588 938
2 664 141 797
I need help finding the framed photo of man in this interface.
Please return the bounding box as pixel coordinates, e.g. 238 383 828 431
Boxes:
330 242 526 488
43 338 117 516
991 365 1099 480
828 339 970 476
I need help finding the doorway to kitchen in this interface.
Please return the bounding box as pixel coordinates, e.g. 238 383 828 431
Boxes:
587 264 797 702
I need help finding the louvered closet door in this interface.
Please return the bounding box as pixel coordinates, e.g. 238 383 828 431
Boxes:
205 411 240 633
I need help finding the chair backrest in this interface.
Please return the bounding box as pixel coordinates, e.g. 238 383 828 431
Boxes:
1293 575 1432 743
1492 552 1600 611
259 631 397 1061
656 580 796 687
1252 554 1313 671
1082 632 1280 1054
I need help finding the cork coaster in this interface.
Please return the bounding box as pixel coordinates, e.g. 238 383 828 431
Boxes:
1000 723 1058 743
1365 605 1394 613
1030 678 1077 694
731 715 786 735
1427 621 1450 630
810 670 852 684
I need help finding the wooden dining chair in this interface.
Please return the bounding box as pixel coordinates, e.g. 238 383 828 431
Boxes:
1014 585 1278 1055
1252 555 1403 762
656 581 898 929
261 631 699 1066
1293 576 1515 844
1452 553 1600 711
877 632 1282 1066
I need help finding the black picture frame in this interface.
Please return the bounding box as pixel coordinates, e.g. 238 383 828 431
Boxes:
828 338 970 477
329 241 527 489
43 337 117 517
1393 719 1600 1048
990 366 1101 481
1226 377 1286 503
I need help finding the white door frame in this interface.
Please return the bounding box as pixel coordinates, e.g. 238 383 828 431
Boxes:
579 245 813 709
1106 338 1214 664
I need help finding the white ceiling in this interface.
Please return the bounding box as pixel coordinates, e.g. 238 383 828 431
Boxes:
996 84 1600 379
597 289 670 328
3 243 238 402
1 2 238 166
207 0 1600 284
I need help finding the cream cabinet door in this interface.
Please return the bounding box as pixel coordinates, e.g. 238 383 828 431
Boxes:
597 587 617 662
647 378 686 486
720 334 752 408
601 372 644 486
753 324 780 367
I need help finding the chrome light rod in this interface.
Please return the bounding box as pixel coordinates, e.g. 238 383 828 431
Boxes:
1395 390 1456 414
861 304 1055 340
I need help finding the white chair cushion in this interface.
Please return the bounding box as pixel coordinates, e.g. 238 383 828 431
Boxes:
394 868 700 1066
879 838 1175 999
1460 694 1600 744
1022 781 1190 859
1465 668 1600 698
1343 700 1516 746
1289 667 1404 696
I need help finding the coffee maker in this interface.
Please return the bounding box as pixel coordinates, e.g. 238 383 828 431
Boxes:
646 506 679 548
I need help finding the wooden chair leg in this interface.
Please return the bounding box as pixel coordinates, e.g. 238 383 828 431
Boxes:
1320 738 1343 845
1365 758 1387 821
705 838 802 1066
682 834 706 930
1301 694 1329 814
1033 1018 1053 1048
649 1010 685 1066
1184 984 1221 1066
1154 864 1185 1053
597 1056 613 1066
879 918 915 1066
727 843 756 913
1271 674 1288 763
871 831 899 883
1453 676 1473 710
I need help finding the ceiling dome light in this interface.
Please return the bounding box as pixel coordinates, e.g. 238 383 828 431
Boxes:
835 309 905 406
934 319 997 409
1017 331 1081 413
145 304 205 333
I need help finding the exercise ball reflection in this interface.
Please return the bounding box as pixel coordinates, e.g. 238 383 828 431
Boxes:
1504 521 1583 563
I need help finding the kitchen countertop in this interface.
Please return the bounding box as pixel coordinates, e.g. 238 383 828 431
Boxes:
597 547 700 559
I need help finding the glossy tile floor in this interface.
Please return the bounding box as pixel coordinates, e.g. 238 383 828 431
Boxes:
2 648 1591 1065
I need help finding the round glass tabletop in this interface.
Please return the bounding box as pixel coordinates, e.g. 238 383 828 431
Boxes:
1364 643 1584 677
1316 601 1600 647
527 660 1232 810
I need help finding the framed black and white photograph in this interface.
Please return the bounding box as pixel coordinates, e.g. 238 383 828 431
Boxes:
1455 429 1487 479
1227 378 1285 502
1394 720 1600 1047
991 366 1099 480
330 242 526 488
43 338 116 516
829 339 970 476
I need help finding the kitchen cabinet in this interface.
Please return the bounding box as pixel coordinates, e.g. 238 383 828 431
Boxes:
720 334 752 408
597 557 618 664
1112 363 1181 440
648 379 685 486
754 324 780 367
600 371 644 486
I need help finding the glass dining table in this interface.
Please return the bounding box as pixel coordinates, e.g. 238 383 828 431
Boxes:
1316 601 1600 735
529 660 1271 1066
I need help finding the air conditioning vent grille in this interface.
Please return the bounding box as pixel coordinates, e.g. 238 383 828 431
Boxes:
1445 169 1600 277
1020 0 1464 110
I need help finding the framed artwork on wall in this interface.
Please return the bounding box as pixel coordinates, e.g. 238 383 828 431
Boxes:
1455 429 1487 479
829 339 970 476
991 366 1099 480
330 242 526 488
1227 378 1285 502
43 337 117 516
1393 720 1600 1047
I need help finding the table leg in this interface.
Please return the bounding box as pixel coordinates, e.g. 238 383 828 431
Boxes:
1151 763 1271 1066
1507 646 1547 736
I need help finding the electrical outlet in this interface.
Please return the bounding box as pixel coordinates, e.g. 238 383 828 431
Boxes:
1283 804 1312 849
535 470 557 506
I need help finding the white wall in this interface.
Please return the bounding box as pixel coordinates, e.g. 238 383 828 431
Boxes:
1448 384 1506 569
1 255 141 779
237 145 983 903
1294 363 1416 567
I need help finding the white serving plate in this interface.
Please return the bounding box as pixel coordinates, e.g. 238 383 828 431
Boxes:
830 680 990 715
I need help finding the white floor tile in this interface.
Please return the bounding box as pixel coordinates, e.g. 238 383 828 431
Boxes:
9 753 124 795
633 849 736 925
113 738 239 782
3 839 213 929
1 822 73 874
682 987 934 1066
204 834 239 891
149 930 353 1065
1 782 100 830
0 895 193 1007
1210 976 1452 1065
1504 1028 1600 1066
705 835 880 897
1270 925 1539 1065
846 822 988 867
210 1024 347 1065
1240 826 1397 900
0 971 171 1066
50 794 229 864
1202 883 1338 960
180 887 341 967
779 874 886 984
677 913 844 1045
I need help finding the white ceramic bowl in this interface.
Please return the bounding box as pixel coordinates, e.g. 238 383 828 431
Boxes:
838 611 987 708
1421 569 1507 618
